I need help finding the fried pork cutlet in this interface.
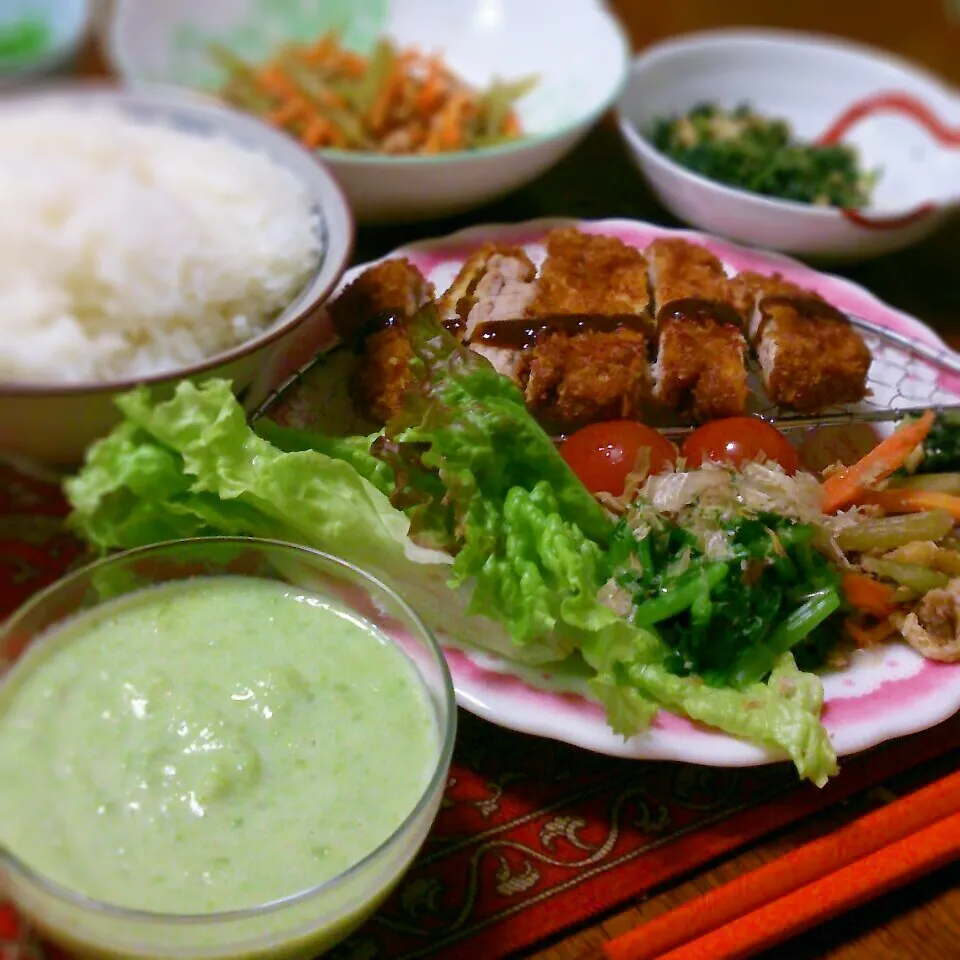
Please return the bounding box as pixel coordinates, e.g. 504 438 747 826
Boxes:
646 238 749 420
507 228 653 425
326 258 435 424
734 272 871 412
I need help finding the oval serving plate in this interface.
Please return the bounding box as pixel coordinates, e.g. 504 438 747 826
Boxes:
250 217 960 768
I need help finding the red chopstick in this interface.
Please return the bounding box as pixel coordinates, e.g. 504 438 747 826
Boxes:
656 810 960 960
603 767 960 960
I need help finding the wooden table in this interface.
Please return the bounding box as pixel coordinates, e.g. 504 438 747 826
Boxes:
77 3 960 957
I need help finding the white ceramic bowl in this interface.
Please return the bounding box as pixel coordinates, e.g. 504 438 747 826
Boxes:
104 0 631 224
616 28 960 261
0 85 353 469
0 0 90 84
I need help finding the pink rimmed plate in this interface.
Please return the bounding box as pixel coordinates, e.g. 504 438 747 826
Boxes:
250 217 960 768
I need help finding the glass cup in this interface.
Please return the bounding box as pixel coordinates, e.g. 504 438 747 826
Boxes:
0 537 456 959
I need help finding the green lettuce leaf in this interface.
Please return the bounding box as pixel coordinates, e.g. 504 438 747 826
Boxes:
253 420 394 496
376 306 613 552
581 623 838 785
66 380 414 571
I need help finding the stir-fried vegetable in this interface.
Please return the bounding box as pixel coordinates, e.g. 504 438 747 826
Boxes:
840 572 897 617
211 32 536 154
648 102 878 208
860 557 950 594
844 617 896 648
858 488 960 521
821 411 936 513
892 472 960 494
834 510 955 552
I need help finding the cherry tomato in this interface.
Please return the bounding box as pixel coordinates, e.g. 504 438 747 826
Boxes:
680 417 800 474
561 420 677 495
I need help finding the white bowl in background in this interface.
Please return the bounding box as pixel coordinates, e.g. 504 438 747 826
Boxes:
104 0 631 224
616 29 960 261
0 85 353 469
0 0 90 85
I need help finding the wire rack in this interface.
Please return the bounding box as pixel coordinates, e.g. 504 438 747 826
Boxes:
250 311 960 437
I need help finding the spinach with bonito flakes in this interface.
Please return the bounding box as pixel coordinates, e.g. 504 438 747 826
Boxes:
648 102 878 207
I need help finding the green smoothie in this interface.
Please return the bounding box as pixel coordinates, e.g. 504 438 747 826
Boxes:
0 576 439 915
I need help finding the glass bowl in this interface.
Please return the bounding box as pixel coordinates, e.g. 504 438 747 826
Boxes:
0 537 456 959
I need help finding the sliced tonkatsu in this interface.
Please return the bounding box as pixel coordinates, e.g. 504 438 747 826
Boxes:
327 257 434 424
520 228 653 425
734 272 872 412
439 228 655 426
645 238 749 421
330 228 875 433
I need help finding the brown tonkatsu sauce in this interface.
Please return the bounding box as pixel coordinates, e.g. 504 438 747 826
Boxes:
470 314 649 350
343 310 402 351
656 297 743 329
758 295 849 324
343 309 465 351
443 315 466 336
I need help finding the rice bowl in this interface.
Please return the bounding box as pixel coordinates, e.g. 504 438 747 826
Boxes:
0 85 353 467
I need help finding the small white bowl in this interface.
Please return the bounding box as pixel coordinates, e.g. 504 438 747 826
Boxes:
104 0 631 224
616 28 960 261
0 0 90 84
0 85 353 469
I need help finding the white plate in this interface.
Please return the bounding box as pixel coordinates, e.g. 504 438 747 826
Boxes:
253 217 960 769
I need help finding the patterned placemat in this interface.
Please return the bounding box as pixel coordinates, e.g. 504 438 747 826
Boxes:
1 463 959 960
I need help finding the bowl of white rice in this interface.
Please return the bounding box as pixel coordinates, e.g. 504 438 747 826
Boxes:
0 84 353 467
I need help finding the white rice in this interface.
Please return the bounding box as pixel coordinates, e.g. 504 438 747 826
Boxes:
0 106 322 384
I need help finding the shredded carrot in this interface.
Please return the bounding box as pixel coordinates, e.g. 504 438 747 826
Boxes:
268 97 308 127
821 411 936 514
503 111 521 136
337 51 366 76
300 116 332 149
416 68 446 114
302 32 335 65
841 572 899 617
844 615 896 647
438 91 468 149
857 488 960 521
255 64 298 100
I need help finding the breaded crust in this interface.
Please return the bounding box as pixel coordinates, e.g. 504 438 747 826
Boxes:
524 327 651 425
736 272 872 411
653 318 749 421
350 325 414 426
327 258 434 341
528 227 652 322
646 238 741 319
326 258 434 424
